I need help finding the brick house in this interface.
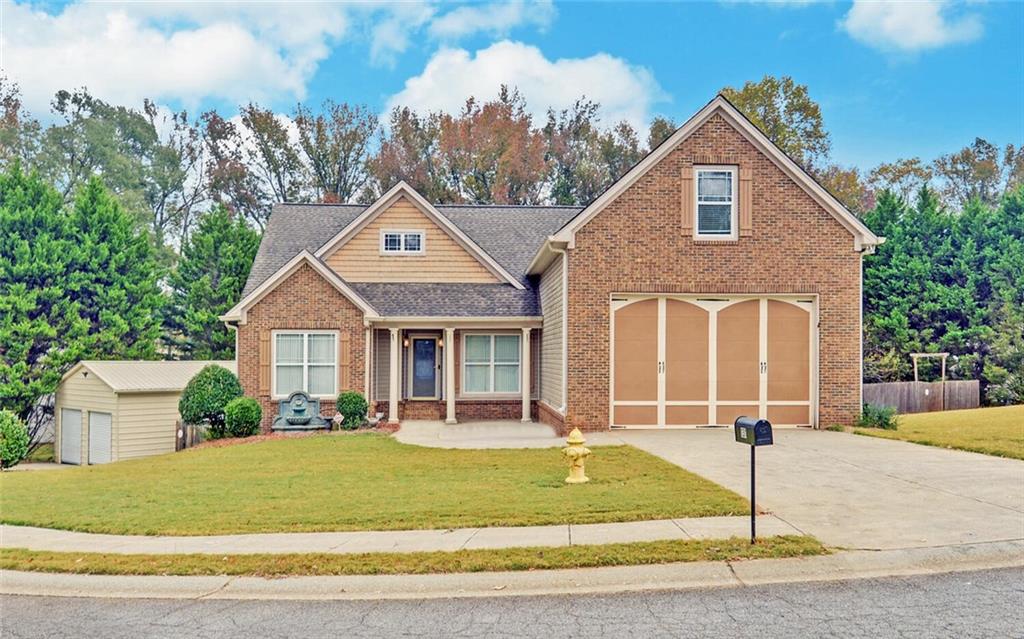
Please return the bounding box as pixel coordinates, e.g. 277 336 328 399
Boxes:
222 95 882 433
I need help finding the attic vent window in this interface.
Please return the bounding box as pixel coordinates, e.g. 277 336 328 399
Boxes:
381 230 424 254
695 166 737 240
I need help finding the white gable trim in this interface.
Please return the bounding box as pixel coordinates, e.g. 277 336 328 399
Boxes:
220 251 379 325
314 181 525 290
552 95 882 252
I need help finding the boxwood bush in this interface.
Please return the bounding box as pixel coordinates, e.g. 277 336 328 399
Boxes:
179 365 243 438
0 409 30 469
224 397 262 438
336 391 368 430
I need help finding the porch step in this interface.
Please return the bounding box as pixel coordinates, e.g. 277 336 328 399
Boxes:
402 401 441 421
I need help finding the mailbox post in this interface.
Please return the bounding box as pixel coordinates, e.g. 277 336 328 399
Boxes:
734 416 773 544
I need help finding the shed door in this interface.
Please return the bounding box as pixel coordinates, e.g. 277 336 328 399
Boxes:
60 408 82 465
88 411 112 464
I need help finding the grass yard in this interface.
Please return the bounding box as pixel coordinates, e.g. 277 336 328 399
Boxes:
855 405 1024 460
0 536 825 577
0 433 747 535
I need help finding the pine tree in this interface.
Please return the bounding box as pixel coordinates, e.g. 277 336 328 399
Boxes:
0 168 163 429
0 165 85 422
165 205 260 359
68 178 165 360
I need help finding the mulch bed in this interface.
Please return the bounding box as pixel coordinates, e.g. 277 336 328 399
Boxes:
191 424 400 450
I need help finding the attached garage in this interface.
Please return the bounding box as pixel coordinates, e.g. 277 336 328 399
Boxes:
611 295 816 428
55 360 235 465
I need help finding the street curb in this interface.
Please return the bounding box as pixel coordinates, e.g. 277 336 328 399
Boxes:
3 540 1021 601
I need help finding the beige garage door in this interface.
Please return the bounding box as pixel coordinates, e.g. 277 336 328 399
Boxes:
611 296 814 427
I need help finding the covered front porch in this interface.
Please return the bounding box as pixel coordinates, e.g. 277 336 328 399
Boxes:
366 319 542 425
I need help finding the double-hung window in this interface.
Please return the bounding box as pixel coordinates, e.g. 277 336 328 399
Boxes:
381 230 424 254
274 332 337 398
462 334 520 394
695 166 737 239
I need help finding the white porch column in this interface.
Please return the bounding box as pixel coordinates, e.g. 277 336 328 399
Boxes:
444 327 456 424
521 327 531 422
388 328 400 423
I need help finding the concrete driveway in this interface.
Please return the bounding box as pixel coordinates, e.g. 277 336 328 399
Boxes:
603 429 1024 550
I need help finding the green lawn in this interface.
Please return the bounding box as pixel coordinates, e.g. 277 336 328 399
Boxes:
0 433 747 535
0 536 824 577
855 405 1024 460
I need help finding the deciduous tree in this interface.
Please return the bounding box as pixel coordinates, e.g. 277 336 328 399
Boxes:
294 100 377 203
721 75 831 171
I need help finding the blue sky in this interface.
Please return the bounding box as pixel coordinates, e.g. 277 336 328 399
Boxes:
3 0 1022 171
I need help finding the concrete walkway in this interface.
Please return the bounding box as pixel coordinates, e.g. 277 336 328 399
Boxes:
604 428 1024 551
0 515 800 555
395 420 571 449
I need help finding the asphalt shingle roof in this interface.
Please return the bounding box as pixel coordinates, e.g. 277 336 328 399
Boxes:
241 202 583 317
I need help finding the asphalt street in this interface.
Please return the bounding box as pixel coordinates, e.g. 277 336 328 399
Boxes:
2 567 1022 638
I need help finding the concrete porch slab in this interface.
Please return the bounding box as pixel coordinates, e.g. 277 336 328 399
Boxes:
395 420 566 449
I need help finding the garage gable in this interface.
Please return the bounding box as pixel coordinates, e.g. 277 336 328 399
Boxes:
551 95 881 252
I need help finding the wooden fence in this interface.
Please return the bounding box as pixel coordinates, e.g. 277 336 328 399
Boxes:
863 380 980 414
175 421 204 451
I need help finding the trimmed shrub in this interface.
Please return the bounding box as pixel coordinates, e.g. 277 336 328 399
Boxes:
0 410 30 469
856 404 899 430
336 391 368 430
178 365 243 438
224 397 262 438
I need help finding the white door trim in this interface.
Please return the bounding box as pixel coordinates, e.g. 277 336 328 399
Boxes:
407 334 440 400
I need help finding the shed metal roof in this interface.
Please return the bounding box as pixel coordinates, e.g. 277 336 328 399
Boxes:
64 361 237 393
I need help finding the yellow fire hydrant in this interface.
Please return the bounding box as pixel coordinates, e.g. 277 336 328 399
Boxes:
562 427 591 484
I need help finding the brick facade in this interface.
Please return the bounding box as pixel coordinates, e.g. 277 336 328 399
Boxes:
236 263 366 432
564 113 862 431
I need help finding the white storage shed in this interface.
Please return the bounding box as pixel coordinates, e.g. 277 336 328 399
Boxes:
55 360 236 465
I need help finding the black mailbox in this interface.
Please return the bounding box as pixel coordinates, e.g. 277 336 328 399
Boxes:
734 416 773 446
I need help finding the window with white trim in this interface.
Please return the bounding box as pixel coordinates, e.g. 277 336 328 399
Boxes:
462 334 520 394
381 230 424 254
695 166 737 238
274 332 337 397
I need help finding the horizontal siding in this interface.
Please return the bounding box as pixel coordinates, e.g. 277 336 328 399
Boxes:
539 254 564 409
326 197 500 283
56 373 116 465
114 392 180 460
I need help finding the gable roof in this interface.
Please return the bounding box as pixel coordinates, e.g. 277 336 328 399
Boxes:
62 360 236 393
224 250 378 324
313 182 525 290
549 94 883 253
240 199 580 298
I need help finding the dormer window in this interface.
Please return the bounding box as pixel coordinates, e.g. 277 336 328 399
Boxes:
695 166 737 240
381 230 425 254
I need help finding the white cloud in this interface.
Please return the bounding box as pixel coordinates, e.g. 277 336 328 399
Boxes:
383 41 666 130
367 2 437 67
840 0 983 52
0 1 350 115
428 0 556 40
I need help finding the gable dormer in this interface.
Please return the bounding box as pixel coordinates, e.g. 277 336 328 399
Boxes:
316 183 521 287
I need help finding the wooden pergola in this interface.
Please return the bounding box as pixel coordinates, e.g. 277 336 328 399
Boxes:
910 352 949 382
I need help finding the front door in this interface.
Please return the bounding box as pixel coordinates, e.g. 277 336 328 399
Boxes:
411 338 438 399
